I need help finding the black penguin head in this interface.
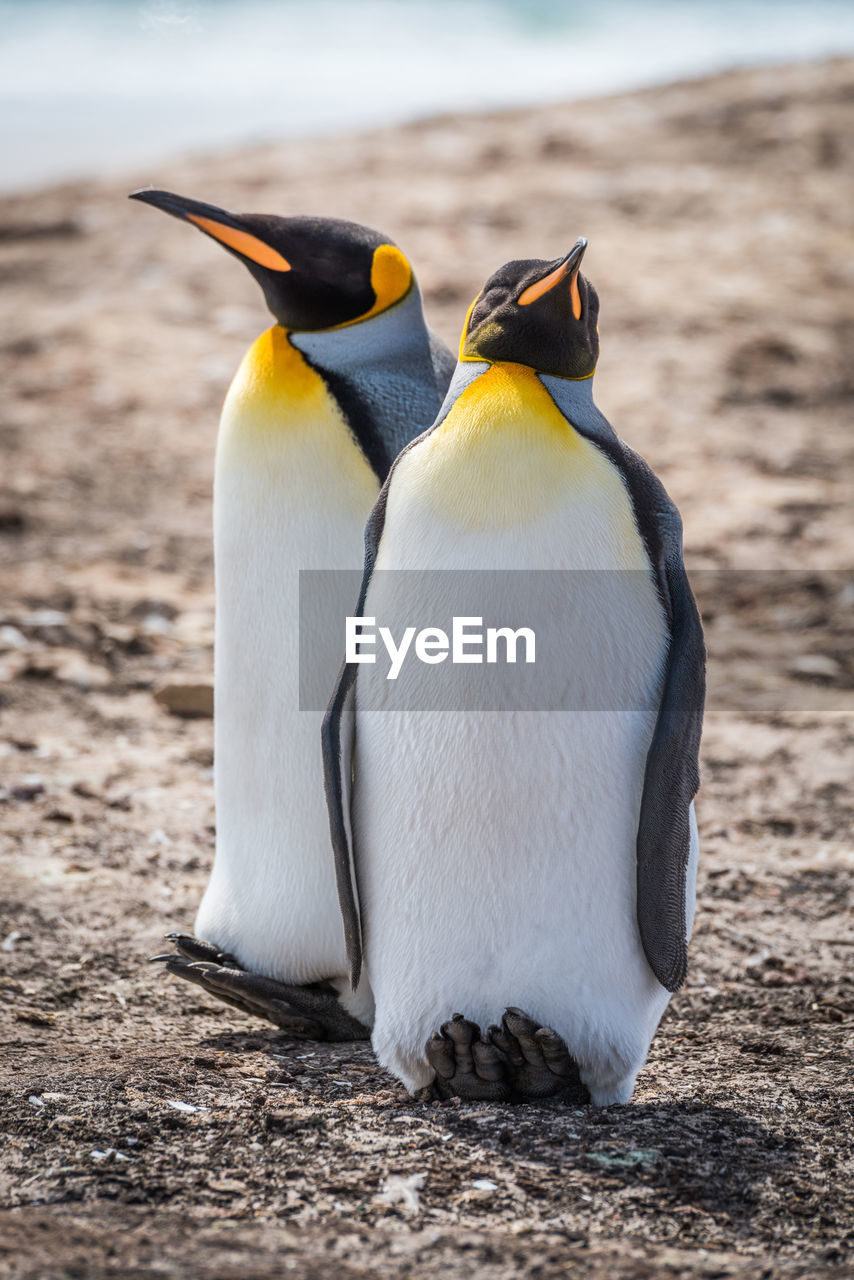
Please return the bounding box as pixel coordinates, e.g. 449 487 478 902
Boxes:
461 239 599 380
129 188 413 332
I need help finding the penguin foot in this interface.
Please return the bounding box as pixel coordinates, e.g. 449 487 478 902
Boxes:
424 1008 589 1104
149 935 370 1041
425 1013 514 1102
487 1007 589 1103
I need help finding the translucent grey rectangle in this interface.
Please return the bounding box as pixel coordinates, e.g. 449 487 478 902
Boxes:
298 570 853 714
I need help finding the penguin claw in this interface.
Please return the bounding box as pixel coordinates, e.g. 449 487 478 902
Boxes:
163 933 241 967
486 1018 525 1068
425 1031 457 1083
150 936 370 1042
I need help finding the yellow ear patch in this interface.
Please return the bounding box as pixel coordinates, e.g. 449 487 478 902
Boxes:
187 215 291 272
458 293 481 361
518 259 582 318
365 243 412 318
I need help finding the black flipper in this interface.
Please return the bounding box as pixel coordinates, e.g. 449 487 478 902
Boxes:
596 445 704 991
633 538 704 990
539 376 706 992
555 407 704 991
322 660 363 988
322 486 392 990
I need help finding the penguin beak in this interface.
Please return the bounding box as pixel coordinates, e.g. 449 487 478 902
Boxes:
129 187 292 273
518 238 588 318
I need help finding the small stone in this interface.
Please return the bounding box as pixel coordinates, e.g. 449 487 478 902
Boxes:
16 1008 57 1027
208 1177 246 1192
48 1114 82 1130
375 1172 426 1213
30 650 111 690
19 610 67 628
153 682 214 718
0 653 29 683
11 776 44 801
0 625 30 651
141 613 174 636
789 654 841 681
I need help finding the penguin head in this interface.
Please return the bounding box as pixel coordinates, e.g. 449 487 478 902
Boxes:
461 239 599 380
129 189 413 332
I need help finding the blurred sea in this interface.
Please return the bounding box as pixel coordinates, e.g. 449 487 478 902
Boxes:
2 0 853 191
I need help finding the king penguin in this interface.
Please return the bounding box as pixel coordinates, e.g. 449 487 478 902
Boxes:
132 188 454 1038
323 239 705 1096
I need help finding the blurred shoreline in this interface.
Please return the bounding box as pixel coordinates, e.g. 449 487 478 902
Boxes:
3 0 854 194
1 53 851 205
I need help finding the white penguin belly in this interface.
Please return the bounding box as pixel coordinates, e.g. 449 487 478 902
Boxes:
352 389 689 1101
195 327 376 1017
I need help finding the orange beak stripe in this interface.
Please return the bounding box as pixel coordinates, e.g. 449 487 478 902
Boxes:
187 215 291 272
518 258 582 319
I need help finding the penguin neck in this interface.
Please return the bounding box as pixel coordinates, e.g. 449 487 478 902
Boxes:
434 361 593 448
290 284 431 381
411 361 611 528
436 358 600 430
217 324 332 448
214 323 377 505
290 285 437 481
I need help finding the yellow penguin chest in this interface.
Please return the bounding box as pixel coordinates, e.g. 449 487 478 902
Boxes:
408 363 645 564
215 325 377 511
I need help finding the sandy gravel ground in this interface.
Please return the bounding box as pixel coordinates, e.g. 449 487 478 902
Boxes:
0 57 853 1279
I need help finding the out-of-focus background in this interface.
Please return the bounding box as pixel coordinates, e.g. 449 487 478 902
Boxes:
1 5 853 1280
3 0 854 190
